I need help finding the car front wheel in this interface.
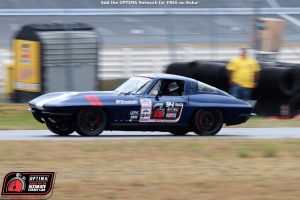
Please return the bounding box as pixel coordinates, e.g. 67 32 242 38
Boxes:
75 108 107 136
46 121 74 136
194 109 223 136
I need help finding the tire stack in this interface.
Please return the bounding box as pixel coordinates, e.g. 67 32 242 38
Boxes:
165 61 229 91
165 61 300 117
253 63 300 116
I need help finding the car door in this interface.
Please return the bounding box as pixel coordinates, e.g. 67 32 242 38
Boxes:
115 95 141 123
113 76 153 123
139 79 188 123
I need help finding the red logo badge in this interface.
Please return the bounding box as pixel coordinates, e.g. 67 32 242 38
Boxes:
1 172 56 199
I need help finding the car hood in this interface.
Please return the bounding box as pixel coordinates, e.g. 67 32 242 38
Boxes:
29 91 118 110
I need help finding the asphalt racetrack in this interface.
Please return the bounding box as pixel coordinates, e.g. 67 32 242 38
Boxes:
0 128 299 140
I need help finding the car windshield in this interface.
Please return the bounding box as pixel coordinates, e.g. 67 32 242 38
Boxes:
115 77 153 94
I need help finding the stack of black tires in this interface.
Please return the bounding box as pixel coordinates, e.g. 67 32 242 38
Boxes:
166 61 300 117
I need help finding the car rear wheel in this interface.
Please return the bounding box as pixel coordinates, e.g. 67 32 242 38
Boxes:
194 109 223 136
75 108 107 136
170 131 188 136
46 121 74 136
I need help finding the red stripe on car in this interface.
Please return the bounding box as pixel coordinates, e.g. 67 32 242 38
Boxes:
85 95 103 107
85 96 97 106
90 95 104 107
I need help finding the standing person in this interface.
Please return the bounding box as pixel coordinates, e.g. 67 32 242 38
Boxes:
226 48 261 101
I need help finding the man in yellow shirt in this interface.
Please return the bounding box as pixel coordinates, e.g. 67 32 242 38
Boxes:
226 48 261 101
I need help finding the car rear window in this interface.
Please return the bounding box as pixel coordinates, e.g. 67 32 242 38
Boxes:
189 81 217 94
198 81 217 93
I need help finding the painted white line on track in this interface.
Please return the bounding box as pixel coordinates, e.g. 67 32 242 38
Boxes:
0 128 300 140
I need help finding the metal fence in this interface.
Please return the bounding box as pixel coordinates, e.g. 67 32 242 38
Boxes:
99 46 300 79
1 45 300 88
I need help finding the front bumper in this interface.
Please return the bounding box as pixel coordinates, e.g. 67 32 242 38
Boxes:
239 113 256 117
28 108 73 123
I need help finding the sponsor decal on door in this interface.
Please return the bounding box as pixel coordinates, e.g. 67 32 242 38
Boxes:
139 99 183 123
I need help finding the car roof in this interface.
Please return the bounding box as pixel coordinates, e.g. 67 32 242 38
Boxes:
137 73 196 82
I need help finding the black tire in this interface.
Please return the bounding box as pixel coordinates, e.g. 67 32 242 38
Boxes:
165 61 229 91
75 108 107 136
170 131 188 136
254 67 297 97
46 121 74 136
194 109 223 136
289 94 300 117
192 61 229 91
165 62 196 78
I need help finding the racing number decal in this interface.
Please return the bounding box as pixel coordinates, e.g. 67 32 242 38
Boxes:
139 99 183 123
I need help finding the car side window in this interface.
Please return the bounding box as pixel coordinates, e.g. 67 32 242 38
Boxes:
189 81 217 94
198 81 217 93
149 79 184 96
189 82 198 94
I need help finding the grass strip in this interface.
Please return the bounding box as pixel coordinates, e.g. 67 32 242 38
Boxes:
0 139 300 199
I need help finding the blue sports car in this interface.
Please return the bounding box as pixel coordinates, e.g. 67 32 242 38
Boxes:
28 74 254 136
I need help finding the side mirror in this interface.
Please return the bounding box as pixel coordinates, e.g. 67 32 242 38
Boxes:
155 90 162 100
158 90 163 97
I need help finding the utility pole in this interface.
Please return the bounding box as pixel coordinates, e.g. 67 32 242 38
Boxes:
164 9 177 62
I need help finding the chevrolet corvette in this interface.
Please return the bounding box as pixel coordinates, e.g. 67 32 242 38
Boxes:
28 74 254 136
